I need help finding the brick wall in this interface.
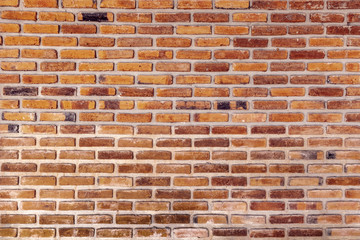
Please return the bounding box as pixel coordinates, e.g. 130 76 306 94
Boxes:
1 0 360 238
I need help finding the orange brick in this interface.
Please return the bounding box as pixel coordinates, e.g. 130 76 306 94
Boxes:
1 62 36 71
19 229 55 238
232 113 267 123
24 0 58 8
100 0 135 8
0 137 35 146
137 75 172 85
23 24 58 34
21 49 57 59
21 176 56 185
117 113 152 122
215 75 249 84
60 75 96 84
176 50 211 60
98 125 133 135
194 88 229 97
61 50 95 59
39 12 75 21
118 63 152 72
117 13 152 23
214 50 249 59
39 189 74 199
308 62 343 71
39 112 74 122
308 113 343 123
21 125 56 134
0 49 19 58
195 38 230 47
80 38 115 47
99 50 134 59
79 63 114 71
309 38 344 47
41 62 75 72
42 37 77 46
2 112 36 121
156 62 190 72
214 26 249 35
233 88 268 97
117 38 152 47
139 0 173 8
62 0 96 8
5 36 39 46
39 138 75 147
233 13 267 22
79 113 114 122
233 63 267 71
270 113 304 122
291 101 325 109
0 0 19 7
156 88 192 97
195 113 229 122
346 63 360 72
215 0 249 8
254 50 287 59
0 74 20 83
252 25 287 36
23 100 57 109
177 75 211 84
99 75 134 85
140 23 173 32
138 50 173 60
328 50 360 59
1 11 36 20
232 138 266 148
0 23 19 33
308 138 343 147
178 0 212 9
177 25 211 35
270 88 306 97
156 114 190 122
0 100 18 109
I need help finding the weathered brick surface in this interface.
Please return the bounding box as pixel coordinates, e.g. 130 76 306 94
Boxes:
0 0 358 238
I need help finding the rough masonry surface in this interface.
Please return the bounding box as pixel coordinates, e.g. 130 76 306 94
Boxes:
0 0 360 238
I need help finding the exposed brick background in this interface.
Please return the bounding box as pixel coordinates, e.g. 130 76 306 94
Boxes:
1 0 360 238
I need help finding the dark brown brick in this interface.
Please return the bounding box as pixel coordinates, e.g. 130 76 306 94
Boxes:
194 164 229 173
251 126 286 134
212 177 246 186
270 189 305 199
250 201 285 211
269 215 304 224
234 38 268 47
154 214 190 224
194 138 229 147
213 228 247 237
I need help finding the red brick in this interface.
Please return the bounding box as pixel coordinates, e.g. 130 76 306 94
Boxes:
272 13 306 22
252 0 287 9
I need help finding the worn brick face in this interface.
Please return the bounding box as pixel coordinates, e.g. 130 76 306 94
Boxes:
0 0 358 238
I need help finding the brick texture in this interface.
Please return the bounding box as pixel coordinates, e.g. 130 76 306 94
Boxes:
0 0 359 238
